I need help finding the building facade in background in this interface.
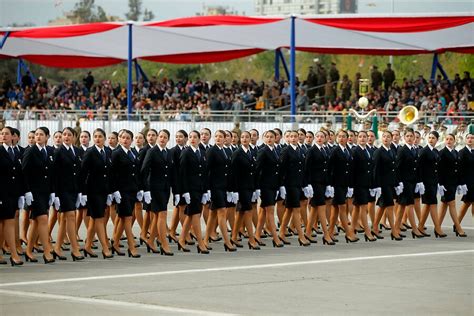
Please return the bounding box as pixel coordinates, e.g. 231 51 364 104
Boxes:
255 0 357 15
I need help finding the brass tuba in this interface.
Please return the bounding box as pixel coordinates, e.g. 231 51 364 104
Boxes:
398 106 419 125
349 97 377 122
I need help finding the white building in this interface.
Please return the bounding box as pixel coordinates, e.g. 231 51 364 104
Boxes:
254 0 351 16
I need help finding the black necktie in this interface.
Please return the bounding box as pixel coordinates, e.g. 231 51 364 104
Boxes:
41 148 47 161
196 149 201 160
451 149 458 159
100 149 106 162
14 147 20 157
127 150 135 160
388 149 394 159
222 148 228 159
8 147 15 161
365 148 370 159
247 149 252 159
68 147 75 158
162 149 168 160
411 147 417 156
343 148 350 159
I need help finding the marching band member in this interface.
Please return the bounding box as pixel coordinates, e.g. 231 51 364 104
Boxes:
80 128 113 259
178 130 209 254
417 131 445 238
51 127 84 261
141 129 176 255
110 129 141 258
0 127 25 266
23 127 56 263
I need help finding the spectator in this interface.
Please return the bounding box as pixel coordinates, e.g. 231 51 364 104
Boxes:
383 63 396 90
371 65 383 90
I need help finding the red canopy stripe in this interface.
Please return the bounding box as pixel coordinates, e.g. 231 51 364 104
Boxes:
141 48 264 64
19 55 123 68
304 16 474 33
4 23 122 39
146 15 283 27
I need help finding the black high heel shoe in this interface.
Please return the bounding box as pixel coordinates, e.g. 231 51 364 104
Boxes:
43 254 55 264
102 251 113 259
364 234 376 242
111 245 125 256
33 246 44 253
160 247 174 256
185 239 195 246
345 236 359 243
390 233 403 241
322 237 335 245
272 240 284 248
190 232 198 241
224 244 237 252
379 223 391 231
287 228 297 236
71 253 85 261
0 258 7 265
454 227 467 237
51 249 67 261
399 233 406 238
412 231 424 239
24 253 38 262
403 223 412 229
209 236 222 242
304 234 317 243
197 245 210 254
434 230 447 238
10 257 24 266
177 241 190 252
371 231 384 239
145 243 159 254
420 230 431 237
167 235 178 243
139 237 147 246
230 239 243 248
337 226 345 233
248 242 261 250
278 236 291 245
254 237 266 247
298 238 310 247
82 249 98 258
128 249 141 258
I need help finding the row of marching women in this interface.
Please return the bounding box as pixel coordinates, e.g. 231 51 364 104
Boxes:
0 125 472 266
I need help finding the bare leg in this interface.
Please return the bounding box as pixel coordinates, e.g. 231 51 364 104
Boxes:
4 219 22 262
216 208 232 248
158 212 172 252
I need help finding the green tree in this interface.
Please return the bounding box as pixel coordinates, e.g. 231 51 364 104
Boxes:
71 0 110 23
143 8 155 22
125 0 142 21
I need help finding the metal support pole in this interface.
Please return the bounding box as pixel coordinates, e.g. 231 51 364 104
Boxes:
430 53 438 81
278 49 290 81
17 58 22 85
290 15 296 123
127 22 133 117
274 49 280 81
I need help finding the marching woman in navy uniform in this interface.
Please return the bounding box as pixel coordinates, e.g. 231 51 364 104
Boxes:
230 131 259 249
278 130 311 246
372 131 402 240
350 131 377 242
199 128 212 228
417 131 445 238
458 133 474 229
328 130 358 243
178 130 210 254
254 130 284 247
0 127 25 265
75 130 91 243
305 131 334 245
393 128 424 239
168 130 188 244
80 128 113 259
19 130 36 246
224 130 237 235
23 127 56 263
48 131 64 242
438 134 466 237
132 132 146 236
51 127 84 261
203 130 235 251
412 131 424 225
141 129 176 256
110 129 141 258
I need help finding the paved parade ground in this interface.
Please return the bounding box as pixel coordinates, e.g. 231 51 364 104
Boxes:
1 214 473 316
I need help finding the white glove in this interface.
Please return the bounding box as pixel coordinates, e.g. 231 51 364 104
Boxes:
279 186 286 200
415 183 421 194
75 193 82 208
136 190 144 202
49 193 56 206
346 188 354 198
183 192 191 204
207 190 211 200
398 182 404 190
25 192 33 206
419 183 425 195
174 194 180 205
255 189 261 200
113 191 122 204
226 191 233 203
275 191 279 199
232 192 239 204
80 194 88 206
53 197 60 210
251 190 261 202
374 187 382 199
144 191 152 204
325 185 334 198
457 184 468 195
395 185 403 196
201 193 209 204
18 196 25 210
106 194 113 206
303 185 313 198
369 189 375 197
437 184 447 197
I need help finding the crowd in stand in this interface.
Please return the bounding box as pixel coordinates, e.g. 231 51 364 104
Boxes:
0 64 472 121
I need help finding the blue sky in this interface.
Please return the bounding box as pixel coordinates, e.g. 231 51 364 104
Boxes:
0 0 472 27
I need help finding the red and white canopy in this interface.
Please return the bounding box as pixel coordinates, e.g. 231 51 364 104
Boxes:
1 14 473 68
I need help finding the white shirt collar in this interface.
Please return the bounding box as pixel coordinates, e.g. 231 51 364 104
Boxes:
2 143 12 151
190 145 199 153
267 144 275 150
120 144 130 153
249 144 256 149
290 143 298 150
158 145 167 151
338 144 347 151
427 144 434 151
95 145 105 152
81 145 88 151
242 146 250 153
315 143 323 150
358 144 367 150
63 143 72 150
36 143 46 151
382 144 391 151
